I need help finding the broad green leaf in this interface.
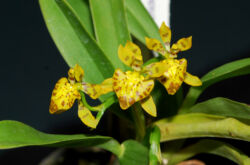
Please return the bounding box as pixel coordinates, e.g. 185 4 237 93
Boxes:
151 82 183 118
187 97 250 122
154 113 250 142
124 0 162 44
39 0 114 83
67 0 94 36
99 139 149 165
0 120 148 165
164 139 250 165
119 140 149 165
97 138 122 156
89 0 131 70
180 58 250 112
0 120 111 149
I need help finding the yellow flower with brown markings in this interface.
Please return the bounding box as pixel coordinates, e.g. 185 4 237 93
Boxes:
113 41 157 117
145 22 202 95
49 64 98 128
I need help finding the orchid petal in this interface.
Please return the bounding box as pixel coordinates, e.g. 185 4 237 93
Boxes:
82 78 113 99
171 36 192 54
78 102 98 128
184 72 202 86
74 64 84 82
113 69 154 109
140 96 157 117
159 22 171 46
49 77 80 114
118 41 143 71
145 37 167 56
158 59 187 95
144 62 169 78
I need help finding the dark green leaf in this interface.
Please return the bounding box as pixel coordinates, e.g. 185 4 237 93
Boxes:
89 0 131 70
152 82 183 118
39 0 114 83
180 58 250 112
164 139 250 165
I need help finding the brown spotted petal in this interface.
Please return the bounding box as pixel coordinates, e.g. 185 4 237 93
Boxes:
158 58 187 95
143 61 169 78
159 22 171 47
145 37 167 56
67 64 85 83
82 78 113 99
49 77 81 114
118 41 143 71
78 102 98 128
113 69 154 109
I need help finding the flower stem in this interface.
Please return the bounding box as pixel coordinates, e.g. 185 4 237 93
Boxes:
131 103 146 141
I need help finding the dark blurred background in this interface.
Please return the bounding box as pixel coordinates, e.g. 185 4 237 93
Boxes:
0 0 249 164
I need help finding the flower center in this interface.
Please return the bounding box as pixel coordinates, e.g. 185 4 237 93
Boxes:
120 71 144 98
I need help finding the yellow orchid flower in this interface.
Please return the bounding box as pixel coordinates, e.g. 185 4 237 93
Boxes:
49 64 99 128
113 41 157 117
145 22 202 95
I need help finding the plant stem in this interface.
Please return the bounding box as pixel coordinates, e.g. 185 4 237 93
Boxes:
149 126 162 165
131 103 146 141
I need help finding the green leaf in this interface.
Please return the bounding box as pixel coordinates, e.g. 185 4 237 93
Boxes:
39 0 114 83
98 139 149 165
66 0 94 36
124 0 162 44
187 97 250 123
119 140 149 165
164 139 250 165
180 58 250 112
0 120 148 165
154 113 250 142
152 82 183 118
0 120 111 149
89 0 131 70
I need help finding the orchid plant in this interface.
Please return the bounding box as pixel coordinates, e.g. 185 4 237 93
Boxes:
0 0 250 165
